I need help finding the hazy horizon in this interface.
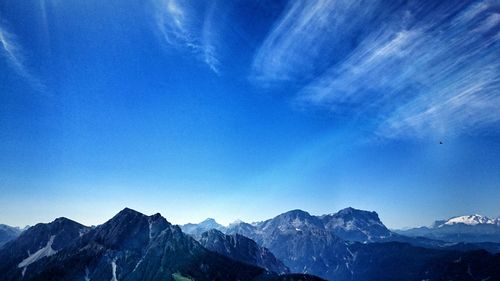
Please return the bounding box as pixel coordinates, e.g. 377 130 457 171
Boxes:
3 205 500 231
1 0 499 230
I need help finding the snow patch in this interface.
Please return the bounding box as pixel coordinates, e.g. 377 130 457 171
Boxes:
85 267 91 281
132 258 143 272
148 218 153 240
18 235 57 268
111 259 118 281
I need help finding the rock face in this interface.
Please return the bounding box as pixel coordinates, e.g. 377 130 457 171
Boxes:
198 229 289 274
396 214 500 243
0 208 324 281
226 208 393 245
320 207 393 242
226 209 354 279
0 224 22 247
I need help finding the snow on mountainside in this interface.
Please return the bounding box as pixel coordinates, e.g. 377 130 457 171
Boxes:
181 218 226 238
442 215 497 226
0 217 89 280
18 235 57 269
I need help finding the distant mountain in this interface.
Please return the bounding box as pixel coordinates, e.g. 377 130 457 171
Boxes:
224 208 394 244
0 208 323 281
0 224 22 248
396 214 500 243
225 209 363 280
181 218 226 238
441 214 498 226
198 229 289 274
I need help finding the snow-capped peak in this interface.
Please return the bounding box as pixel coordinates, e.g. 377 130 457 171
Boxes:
443 214 494 226
228 219 244 227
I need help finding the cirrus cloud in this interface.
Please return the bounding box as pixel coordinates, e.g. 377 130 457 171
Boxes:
0 24 45 92
153 0 220 74
252 0 500 139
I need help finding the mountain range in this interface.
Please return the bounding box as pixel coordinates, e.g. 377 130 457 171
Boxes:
1 208 499 281
182 208 394 243
0 208 322 281
183 208 500 280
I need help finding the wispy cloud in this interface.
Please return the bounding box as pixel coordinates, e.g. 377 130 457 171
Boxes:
153 0 220 73
0 24 45 92
252 0 500 138
251 0 385 82
380 77 500 139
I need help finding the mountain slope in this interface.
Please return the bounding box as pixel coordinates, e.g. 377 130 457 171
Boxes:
0 217 89 280
0 224 22 248
198 229 289 274
347 242 500 281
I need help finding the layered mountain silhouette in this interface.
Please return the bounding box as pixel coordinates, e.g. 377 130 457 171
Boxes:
184 208 500 281
1 208 500 281
0 208 323 281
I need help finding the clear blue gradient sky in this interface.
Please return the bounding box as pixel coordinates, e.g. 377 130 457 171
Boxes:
1 0 499 229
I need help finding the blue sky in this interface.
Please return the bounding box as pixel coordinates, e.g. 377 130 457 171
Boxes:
1 0 499 229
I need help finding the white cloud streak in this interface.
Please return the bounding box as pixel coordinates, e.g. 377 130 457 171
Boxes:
251 0 384 82
252 0 500 138
0 24 45 92
154 0 220 73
